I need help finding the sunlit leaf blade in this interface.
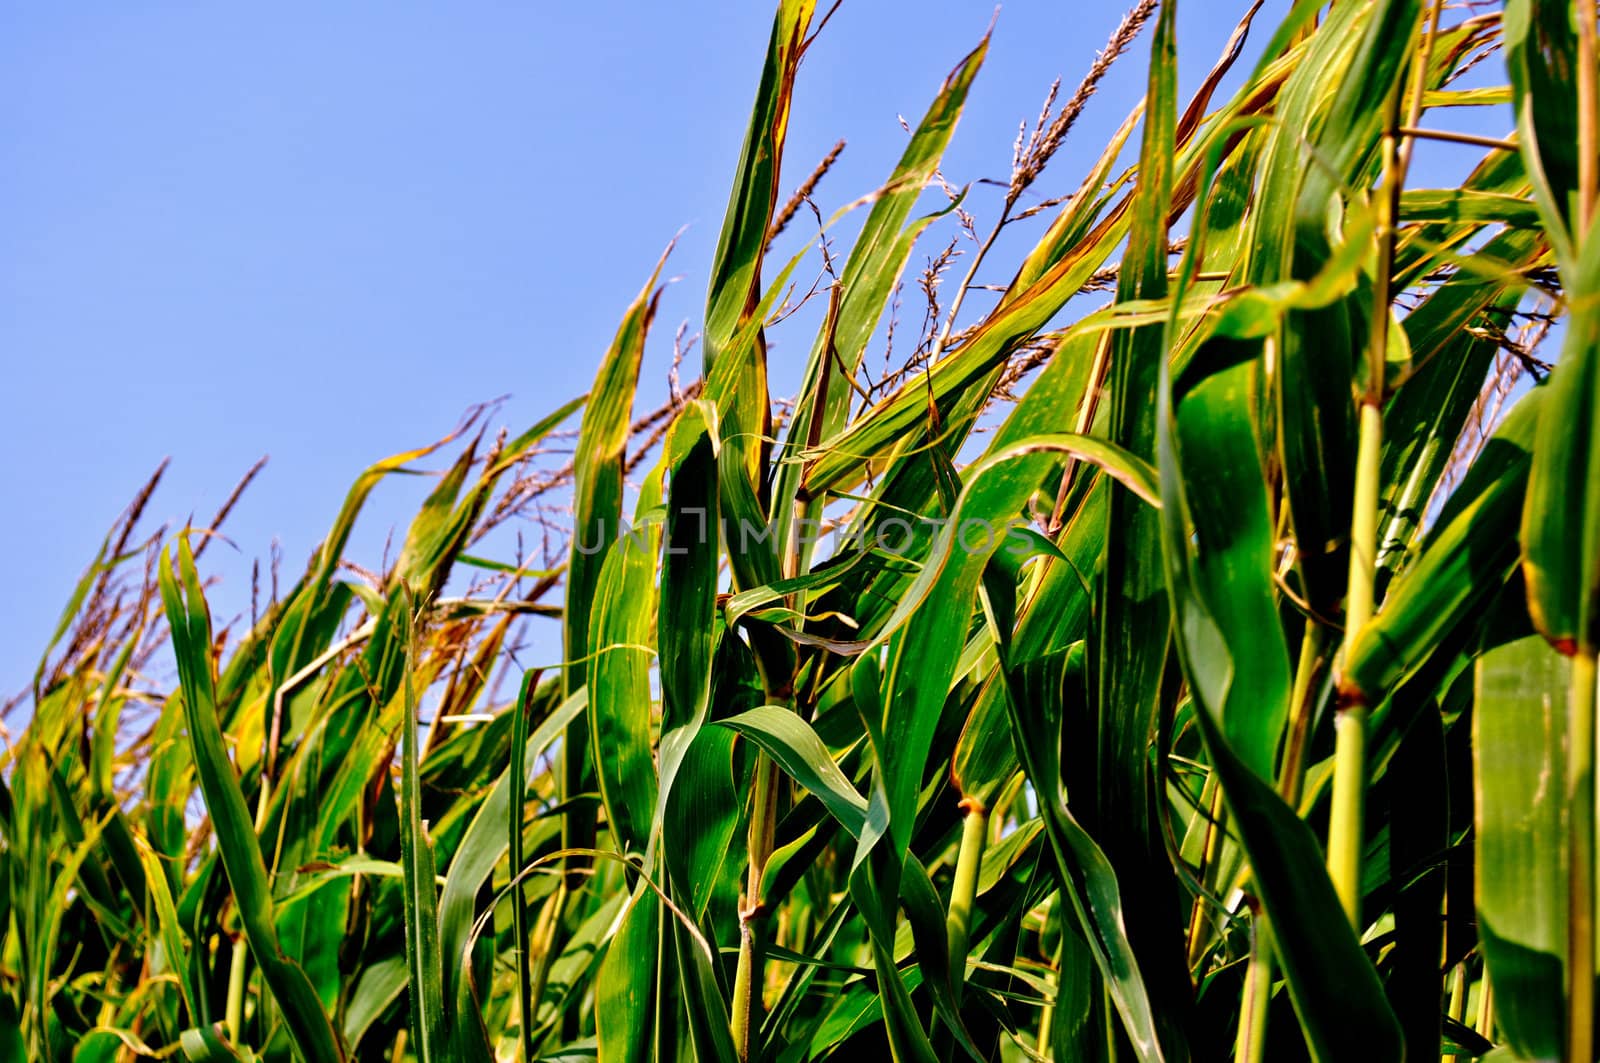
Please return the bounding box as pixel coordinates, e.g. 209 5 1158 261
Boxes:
563 249 670 894
396 588 448 1063
587 516 660 856
1475 634 1570 1060
1164 336 1290 778
704 0 815 372
596 889 660 1063
1504 0 1583 242
718 706 867 838
159 539 347 1063
569 255 670 678
1522 237 1600 653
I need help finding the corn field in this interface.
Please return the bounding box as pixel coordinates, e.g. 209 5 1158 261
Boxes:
7 0 1600 1059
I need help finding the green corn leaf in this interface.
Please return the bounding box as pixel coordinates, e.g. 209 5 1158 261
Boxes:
949 678 1016 810
135 837 200 1027
1504 0 1583 244
1474 634 1570 1060
702 0 815 547
567 254 669 688
587 514 660 857
1244 0 1420 613
1397 188 1543 227
670 916 741 1063
180 1026 249 1062
395 588 448 1063
718 705 867 838
159 539 347 1063
1162 334 1290 778
394 443 478 595
1346 386 1544 701
509 671 539 1063
562 247 670 890
595 888 660 1063
655 419 721 833
663 726 744 922
863 436 1155 867
342 956 409 1052
1157 339 1406 1058
704 0 815 372
1522 234 1600 653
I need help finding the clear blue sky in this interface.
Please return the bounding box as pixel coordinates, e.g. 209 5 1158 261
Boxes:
0 2 1506 693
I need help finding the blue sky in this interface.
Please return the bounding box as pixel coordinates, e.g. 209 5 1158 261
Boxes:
0 2 1509 694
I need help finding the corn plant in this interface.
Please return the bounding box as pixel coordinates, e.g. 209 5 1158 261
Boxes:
4 0 1598 1059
